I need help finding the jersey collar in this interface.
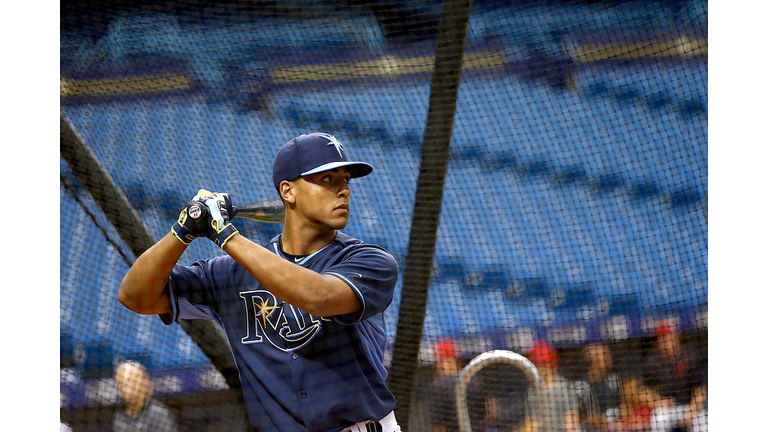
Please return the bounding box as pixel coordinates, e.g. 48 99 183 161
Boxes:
274 234 335 266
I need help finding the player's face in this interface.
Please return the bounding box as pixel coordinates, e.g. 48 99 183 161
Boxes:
293 167 352 230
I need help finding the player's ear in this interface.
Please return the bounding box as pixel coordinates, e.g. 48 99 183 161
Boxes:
279 180 296 205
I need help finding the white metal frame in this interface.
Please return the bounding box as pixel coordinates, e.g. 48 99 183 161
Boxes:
455 350 550 432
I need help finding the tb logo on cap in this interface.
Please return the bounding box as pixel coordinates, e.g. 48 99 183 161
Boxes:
324 134 344 158
272 132 373 191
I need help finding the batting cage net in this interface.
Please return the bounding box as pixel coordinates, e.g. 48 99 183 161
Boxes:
60 0 707 431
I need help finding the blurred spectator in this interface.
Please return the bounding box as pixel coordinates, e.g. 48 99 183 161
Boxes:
683 385 707 432
429 337 461 432
473 363 517 432
642 320 706 432
643 320 704 405
520 340 580 432
611 374 708 432
113 360 179 432
649 382 708 432
427 337 495 432
481 391 503 432
612 374 658 432
574 342 623 431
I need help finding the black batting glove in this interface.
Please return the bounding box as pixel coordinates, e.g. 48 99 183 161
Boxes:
171 189 218 245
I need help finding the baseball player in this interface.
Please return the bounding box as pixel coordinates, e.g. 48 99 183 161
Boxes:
119 133 401 432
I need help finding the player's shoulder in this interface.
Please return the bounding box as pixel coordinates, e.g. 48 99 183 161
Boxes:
333 231 391 255
333 232 398 265
332 230 365 247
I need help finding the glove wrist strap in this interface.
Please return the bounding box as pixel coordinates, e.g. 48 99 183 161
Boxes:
171 221 195 245
212 223 239 249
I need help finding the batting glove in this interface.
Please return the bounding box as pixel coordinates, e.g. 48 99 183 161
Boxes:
171 199 209 245
201 192 240 249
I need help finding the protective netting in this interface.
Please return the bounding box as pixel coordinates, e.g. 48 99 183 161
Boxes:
60 1 707 431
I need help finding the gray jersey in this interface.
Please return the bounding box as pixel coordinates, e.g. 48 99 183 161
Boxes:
525 375 578 432
113 399 179 432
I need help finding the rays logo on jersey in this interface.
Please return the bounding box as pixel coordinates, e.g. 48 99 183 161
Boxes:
239 290 329 352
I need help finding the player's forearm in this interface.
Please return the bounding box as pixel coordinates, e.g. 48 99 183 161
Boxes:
223 234 359 316
119 233 187 314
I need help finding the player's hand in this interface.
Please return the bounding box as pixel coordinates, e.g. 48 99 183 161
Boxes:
171 189 218 245
171 198 209 245
200 191 240 249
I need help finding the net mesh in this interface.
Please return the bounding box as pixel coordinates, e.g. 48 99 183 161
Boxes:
60 1 707 431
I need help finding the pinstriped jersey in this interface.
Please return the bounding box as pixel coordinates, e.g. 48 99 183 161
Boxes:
160 231 398 432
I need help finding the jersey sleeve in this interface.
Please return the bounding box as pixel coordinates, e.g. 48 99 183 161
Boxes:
159 255 231 325
322 245 398 325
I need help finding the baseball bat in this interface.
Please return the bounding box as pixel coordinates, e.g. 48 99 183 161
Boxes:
233 199 285 223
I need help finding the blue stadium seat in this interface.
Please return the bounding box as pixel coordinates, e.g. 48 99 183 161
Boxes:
61 332 76 369
81 339 116 379
480 267 511 291
608 294 641 317
434 257 468 281
60 377 88 410
425 280 466 336
677 0 708 28
517 277 551 301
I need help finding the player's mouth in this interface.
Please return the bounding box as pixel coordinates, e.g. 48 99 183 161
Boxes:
334 204 349 213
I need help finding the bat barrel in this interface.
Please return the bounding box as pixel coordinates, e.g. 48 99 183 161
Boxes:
233 200 285 223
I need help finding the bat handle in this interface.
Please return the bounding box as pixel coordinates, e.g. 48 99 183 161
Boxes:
187 202 207 220
187 202 239 220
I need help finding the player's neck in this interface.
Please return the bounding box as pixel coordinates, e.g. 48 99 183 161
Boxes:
281 223 337 256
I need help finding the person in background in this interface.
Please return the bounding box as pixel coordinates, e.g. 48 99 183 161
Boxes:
520 340 580 432
643 320 704 406
430 337 461 432
427 337 496 432
611 374 657 432
643 320 706 432
648 383 708 432
113 360 179 432
574 342 623 431
683 384 707 432
611 373 705 432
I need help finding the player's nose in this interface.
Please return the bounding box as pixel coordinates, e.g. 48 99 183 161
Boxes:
337 180 350 197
